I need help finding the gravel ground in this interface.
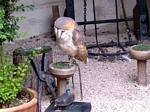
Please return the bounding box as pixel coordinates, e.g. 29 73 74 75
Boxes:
4 32 150 112
73 59 150 112
44 55 150 112
41 32 150 112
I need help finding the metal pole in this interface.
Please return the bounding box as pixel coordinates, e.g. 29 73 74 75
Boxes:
78 18 133 25
83 0 87 35
65 0 75 19
92 0 98 47
115 0 120 44
120 0 132 42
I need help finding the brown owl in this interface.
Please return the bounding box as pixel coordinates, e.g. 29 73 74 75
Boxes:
54 17 88 63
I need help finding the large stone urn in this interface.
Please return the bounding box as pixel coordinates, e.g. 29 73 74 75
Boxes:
130 44 150 85
49 62 76 96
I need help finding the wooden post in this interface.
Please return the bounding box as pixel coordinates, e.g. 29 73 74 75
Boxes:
52 6 60 22
51 5 60 41
57 78 68 96
13 46 53 93
13 50 24 65
13 49 32 88
137 60 147 85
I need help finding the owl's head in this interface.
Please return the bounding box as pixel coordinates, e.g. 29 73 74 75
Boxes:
54 17 78 40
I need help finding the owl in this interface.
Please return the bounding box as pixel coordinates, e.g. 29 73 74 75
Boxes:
54 17 88 63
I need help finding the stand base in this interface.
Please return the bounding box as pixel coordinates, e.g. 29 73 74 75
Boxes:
45 102 91 112
137 60 147 85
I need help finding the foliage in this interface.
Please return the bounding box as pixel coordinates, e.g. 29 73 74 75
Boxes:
132 44 150 51
52 62 74 69
0 0 34 105
0 0 34 44
0 60 29 104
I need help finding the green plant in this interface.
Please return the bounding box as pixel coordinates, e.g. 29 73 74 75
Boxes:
0 60 29 104
133 44 150 51
0 0 33 44
0 0 33 107
52 62 74 69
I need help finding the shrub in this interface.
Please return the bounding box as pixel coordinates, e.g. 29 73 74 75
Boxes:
0 61 29 104
0 0 33 106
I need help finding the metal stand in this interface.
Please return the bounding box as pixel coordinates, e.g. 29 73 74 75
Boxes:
13 46 56 112
45 101 91 112
29 56 56 112
13 46 92 112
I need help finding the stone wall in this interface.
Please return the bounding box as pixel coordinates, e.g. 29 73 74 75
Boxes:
14 0 65 39
15 0 136 39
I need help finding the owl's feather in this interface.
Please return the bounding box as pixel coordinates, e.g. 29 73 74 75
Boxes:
72 30 88 63
74 44 88 63
54 17 88 63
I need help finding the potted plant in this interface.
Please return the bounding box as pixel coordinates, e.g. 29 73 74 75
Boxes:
0 1 37 112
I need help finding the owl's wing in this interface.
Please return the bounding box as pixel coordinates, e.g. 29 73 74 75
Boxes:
74 43 88 63
72 30 88 63
72 30 85 45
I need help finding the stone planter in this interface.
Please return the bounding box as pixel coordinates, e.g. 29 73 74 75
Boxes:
0 88 37 112
130 44 150 85
49 62 76 96
130 45 150 60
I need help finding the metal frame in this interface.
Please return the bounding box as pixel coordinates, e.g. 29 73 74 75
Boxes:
13 47 56 112
65 0 149 57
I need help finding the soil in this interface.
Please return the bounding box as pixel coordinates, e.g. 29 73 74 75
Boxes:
41 32 150 112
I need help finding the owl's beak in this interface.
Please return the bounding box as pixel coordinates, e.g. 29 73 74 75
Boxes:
60 31 64 39
54 26 58 37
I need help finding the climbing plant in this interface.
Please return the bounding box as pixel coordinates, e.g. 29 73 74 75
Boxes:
0 0 34 44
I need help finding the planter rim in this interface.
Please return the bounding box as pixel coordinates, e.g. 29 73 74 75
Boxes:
0 88 37 112
49 62 76 77
130 45 150 60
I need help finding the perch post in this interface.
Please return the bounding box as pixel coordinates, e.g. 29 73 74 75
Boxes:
137 60 147 85
57 78 68 96
130 44 150 85
49 62 76 96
